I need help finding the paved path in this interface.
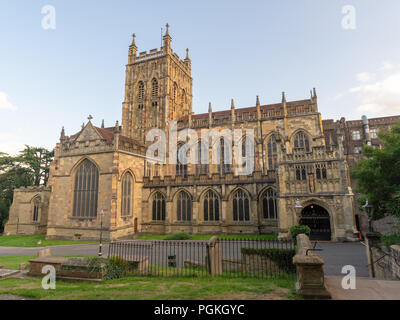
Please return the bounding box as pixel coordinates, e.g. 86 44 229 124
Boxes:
314 242 369 277
325 276 400 300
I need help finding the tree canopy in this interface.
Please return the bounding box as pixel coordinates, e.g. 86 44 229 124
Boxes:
351 121 400 220
0 146 54 231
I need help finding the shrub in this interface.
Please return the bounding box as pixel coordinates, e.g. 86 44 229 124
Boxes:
164 232 192 240
241 247 296 273
290 225 311 241
88 256 134 280
381 234 400 250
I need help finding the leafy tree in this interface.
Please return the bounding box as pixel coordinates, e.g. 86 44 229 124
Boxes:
0 146 53 231
351 121 400 222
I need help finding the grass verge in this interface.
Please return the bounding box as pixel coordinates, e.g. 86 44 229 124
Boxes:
0 234 97 247
0 255 298 300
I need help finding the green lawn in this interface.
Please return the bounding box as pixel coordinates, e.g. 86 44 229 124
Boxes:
137 234 279 240
0 275 297 300
0 255 297 300
0 234 97 247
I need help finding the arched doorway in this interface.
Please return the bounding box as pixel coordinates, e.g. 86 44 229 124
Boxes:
299 204 331 241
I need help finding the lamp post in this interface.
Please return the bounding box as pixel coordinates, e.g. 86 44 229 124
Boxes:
294 199 303 225
98 210 105 257
362 199 374 232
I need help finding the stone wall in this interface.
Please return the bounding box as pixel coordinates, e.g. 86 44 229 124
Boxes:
4 186 51 235
366 233 400 280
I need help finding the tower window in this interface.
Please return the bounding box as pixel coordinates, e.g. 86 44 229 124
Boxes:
152 79 158 98
138 81 144 100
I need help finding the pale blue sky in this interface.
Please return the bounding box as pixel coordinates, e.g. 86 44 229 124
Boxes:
1 0 400 155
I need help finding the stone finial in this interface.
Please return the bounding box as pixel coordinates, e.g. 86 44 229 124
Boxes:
131 33 136 46
165 23 170 36
282 91 286 103
185 48 190 60
88 115 93 122
60 126 65 140
81 122 85 130
256 95 260 107
101 119 105 129
115 120 120 133
231 99 235 110
310 90 314 104
208 102 212 113
256 96 261 121
313 87 317 98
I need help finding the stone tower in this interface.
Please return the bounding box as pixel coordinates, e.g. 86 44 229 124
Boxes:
121 24 193 142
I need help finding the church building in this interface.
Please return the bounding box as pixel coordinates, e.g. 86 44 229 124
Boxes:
4 25 360 242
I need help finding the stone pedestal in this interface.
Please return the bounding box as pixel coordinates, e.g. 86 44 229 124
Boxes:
293 234 331 299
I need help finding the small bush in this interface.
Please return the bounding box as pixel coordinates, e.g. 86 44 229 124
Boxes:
87 256 134 280
381 234 400 250
164 232 192 240
290 225 310 241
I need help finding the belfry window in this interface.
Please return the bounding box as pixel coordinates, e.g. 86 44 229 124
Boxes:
233 189 250 221
152 79 158 98
177 191 191 221
152 192 166 221
261 189 277 219
203 190 219 221
294 132 310 152
138 81 144 100
72 159 99 218
121 172 133 217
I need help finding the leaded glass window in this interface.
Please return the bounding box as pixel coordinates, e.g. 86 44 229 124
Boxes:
72 159 99 218
121 172 133 217
233 189 250 221
203 190 219 221
177 191 191 221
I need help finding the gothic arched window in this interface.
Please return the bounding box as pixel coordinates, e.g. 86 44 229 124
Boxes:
233 189 250 221
219 138 231 176
294 132 310 152
203 190 219 221
138 81 144 100
173 83 178 101
72 159 99 217
267 135 278 170
121 172 134 217
261 189 277 219
196 140 208 176
181 89 186 105
176 144 188 178
152 78 158 98
152 192 166 221
177 191 191 221
32 196 40 222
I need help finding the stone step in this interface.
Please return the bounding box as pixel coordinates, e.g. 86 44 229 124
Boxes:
0 269 20 279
